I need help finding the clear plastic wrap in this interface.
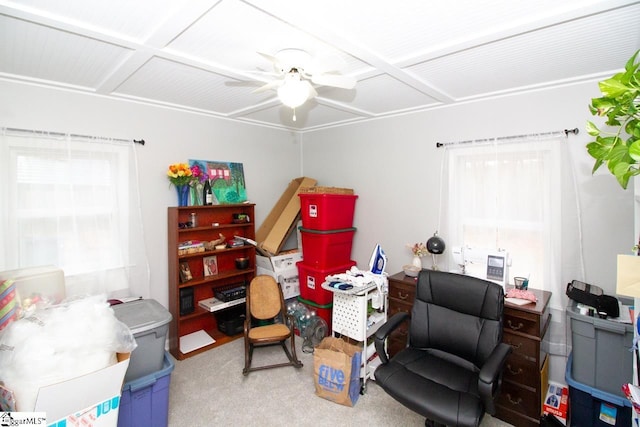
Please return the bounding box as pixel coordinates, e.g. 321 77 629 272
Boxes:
0 294 137 411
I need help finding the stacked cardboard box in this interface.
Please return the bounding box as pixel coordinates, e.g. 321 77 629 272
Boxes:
255 177 317 299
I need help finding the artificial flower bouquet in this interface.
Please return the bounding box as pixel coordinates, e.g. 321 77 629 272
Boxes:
407 242 429 257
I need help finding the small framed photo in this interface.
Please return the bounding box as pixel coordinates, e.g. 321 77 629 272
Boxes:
179 262 193 283
203 256 218 277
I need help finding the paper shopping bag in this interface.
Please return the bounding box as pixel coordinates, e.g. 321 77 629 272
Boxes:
313 336 362 407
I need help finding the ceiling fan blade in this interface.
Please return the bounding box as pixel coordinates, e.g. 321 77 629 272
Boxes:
257 51 285 73
252 80 284 93
311 73 356 90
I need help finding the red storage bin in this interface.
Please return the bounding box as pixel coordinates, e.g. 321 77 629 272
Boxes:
300 227 356 268
299 193 358 230
297 260 356 305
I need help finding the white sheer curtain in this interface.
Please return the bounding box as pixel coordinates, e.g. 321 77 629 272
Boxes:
0 128 149 298
441 133 582 310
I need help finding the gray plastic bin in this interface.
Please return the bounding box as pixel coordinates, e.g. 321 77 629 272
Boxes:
112 299 173 383
566 299 633 398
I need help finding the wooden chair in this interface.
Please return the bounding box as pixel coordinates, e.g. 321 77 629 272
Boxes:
242 275 303 375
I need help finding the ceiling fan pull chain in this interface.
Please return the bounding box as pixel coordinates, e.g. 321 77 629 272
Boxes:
292 108 297 122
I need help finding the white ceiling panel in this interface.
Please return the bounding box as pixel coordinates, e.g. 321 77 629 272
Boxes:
4 0 183 40
330 74 442 115
114 57 273 113
406 4 640 99
0 15 131 88
1 0 638 131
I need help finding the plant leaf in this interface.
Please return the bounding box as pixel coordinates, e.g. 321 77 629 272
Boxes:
629 139 640 162
585 121 601 136
599 77 629 98
612 162 631 189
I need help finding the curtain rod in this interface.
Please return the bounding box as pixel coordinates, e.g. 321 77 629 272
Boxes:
435 127 579 148
3 127 145 145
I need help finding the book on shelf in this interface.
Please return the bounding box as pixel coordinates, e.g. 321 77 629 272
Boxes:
178 240 205 255
198 296 246 312
178 240 203 249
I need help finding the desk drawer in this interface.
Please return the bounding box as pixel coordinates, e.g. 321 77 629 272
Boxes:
504 353 538 388
387 301 411 355
504 313 539 337
503 332 539 359
498 380 539 419
388 280 416 303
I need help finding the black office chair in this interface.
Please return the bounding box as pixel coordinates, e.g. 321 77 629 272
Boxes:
374 270 512 427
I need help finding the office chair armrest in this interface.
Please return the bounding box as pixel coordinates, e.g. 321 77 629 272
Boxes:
374 312 410 364
478 342 512 414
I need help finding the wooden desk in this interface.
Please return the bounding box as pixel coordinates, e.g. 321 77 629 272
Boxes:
495 287 552 427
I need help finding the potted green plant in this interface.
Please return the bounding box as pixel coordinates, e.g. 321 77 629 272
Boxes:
586 50 640 189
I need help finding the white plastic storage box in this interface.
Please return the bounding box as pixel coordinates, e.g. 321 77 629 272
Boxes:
117 351 174 427
112 299 172 383
566 299 633 398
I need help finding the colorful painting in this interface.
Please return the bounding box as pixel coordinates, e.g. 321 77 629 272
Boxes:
189 159 247 204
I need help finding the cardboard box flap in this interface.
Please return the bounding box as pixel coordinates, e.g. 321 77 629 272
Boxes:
34 353 130 422
256 177 316 255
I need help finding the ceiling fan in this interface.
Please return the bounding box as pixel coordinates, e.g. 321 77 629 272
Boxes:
251 48 356 121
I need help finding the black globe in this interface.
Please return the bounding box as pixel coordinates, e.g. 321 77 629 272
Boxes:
426 236 446 254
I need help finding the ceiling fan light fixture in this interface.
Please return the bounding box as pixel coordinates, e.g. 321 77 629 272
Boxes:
277 71 310 108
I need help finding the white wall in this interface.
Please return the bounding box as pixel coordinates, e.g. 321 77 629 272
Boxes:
0 80 302 307
1 79 634 312
301 81 635 310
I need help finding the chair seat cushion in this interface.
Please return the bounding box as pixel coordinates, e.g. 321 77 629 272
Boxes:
374 347 483 427
248 323 291 340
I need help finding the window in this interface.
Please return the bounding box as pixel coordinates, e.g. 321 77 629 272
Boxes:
1 130 149 297
443 136 565 309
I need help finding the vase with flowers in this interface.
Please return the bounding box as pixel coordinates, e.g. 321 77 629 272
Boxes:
407 242 429 269
167 163 193 206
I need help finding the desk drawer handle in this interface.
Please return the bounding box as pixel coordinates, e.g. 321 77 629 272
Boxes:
507 364 523 376
506 394 523 406
507 320 524 331
507 342 522 350
398 291 409 300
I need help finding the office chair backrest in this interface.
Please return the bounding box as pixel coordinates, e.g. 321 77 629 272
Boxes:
411 270 504 369
249 275 283 320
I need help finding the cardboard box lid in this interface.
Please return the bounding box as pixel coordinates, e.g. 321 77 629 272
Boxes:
34 353 130 422
256 177 316 255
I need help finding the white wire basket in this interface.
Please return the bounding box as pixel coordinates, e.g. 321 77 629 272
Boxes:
332 291 371 340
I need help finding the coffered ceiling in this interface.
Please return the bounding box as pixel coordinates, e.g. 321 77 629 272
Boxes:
1 0 639 131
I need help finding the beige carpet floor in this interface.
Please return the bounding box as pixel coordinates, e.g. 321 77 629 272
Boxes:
167 336 514 427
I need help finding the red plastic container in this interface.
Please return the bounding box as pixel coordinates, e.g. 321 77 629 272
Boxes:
300 227 356 268
297 260 356 305
299 193 358 230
